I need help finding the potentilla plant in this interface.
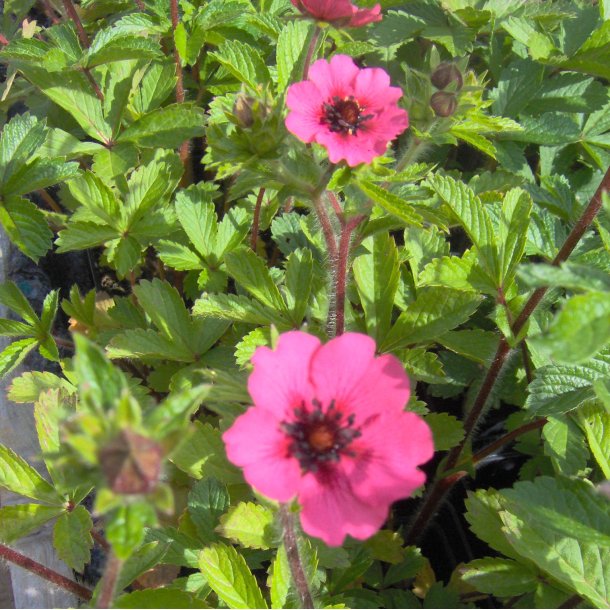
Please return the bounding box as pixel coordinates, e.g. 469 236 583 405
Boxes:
0 0 609 609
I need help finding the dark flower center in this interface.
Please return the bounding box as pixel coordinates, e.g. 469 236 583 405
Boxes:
322 96 374 135
281 399 361 472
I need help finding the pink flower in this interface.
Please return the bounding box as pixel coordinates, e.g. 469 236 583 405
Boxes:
223 331 434 547
291 0 382 27
285 55 409 167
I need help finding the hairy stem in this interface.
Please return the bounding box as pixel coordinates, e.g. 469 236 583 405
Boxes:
279 506 314 609
330 215 365 337
96 552 123 608
62 0 88 47
405 165 610 544
249 187 266 250
0 542 92 601
302 26 321 80
169 0 189 167
312 194 338 261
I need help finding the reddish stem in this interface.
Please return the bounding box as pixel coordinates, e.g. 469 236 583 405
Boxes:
40 0 61 24
134 0 145 8
302 26 321 80
249 187 266 250
83 68 104 102
62 0 89 48
0 542 92 601
331 215 365 337
312 194 338 261
0 33 9 46
169 0 189 167
96 553 123 608
38 190 63 213
91 529 111 552
326 191 343 220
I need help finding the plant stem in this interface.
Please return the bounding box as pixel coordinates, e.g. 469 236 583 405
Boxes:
40 0 61 24
0 542 92 601
249 187 266 250
405 164 610 545
62 0 89 48
312 193 338 261
330 215 365 337
169 0 189 167
91 528 111 552
53 335 75 350
279 506 314 609
0 34 8 46
38 189 63 214
96 552 123 608
302 26 321 80
83 68 104 102
326 191 343 220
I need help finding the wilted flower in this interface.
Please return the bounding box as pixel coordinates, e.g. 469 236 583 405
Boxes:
223 331 434 546
291 0 381 27
285 55 409 167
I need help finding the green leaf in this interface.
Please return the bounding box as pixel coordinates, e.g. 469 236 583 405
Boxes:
116 541 170 591
210 40 270 89
67 170 121 226
0 318 35 337
114 589 208 609
0 504 64 543
424 413 464 451
283 248 313 325
188 478 230 544
0 113 46 185
118 103 206 148
437 329 497 365
357 180 424 227
276 20 313 91
55 222 119 252
0 337 38 378
542 416 589 476
193 293 286 326
170 421 243 484
0 281 39 328
157 240 202 271
225 248 287 312
2 158 80 197
461 558 537 597
0 196 53 261
517 261 610 292
217 502 276 550
129 61 176 117
525 348 610 416
498 188 532 288
382 288 482 352
576 405 610 479
108 328 195 362
427 174 497 281
8 371 74 403
199 542 268 609
530 292 610 364
174 188 217 260
106 501 156 560
83 27 161 68
0 444 63 504
560 20 610 80
353 233 400 344
53 505 93 572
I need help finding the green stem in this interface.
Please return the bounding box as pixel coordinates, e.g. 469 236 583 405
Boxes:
279 506 314 609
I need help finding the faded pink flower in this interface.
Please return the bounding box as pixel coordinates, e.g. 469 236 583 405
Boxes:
291 0 382 27
285 55 409 167
223 331 434 547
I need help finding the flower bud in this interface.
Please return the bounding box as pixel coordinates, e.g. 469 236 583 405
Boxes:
430 91 458 117
431 62 463 91
99 430 162 495
233 94 256 128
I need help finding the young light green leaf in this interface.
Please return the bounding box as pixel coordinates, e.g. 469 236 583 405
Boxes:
382 287 482 352
8 371 75 403
0 337 39 378
199 542 268 609
460 557 537 597
210 40 270 89
542 416 589 477
188 478 230 544
225 248 287 312
0 504 64 543
283 248 313 325
276 20 313 91
105 501 156 560
0 444 63 504
576 405 610 479
217 502 276 550
53 505 93 572
424 413 465 451
353 233 400 344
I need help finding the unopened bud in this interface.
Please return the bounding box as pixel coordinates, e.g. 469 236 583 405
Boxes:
431 62 463 91
233 95 256 128
430 91 458 117
99 430 162 495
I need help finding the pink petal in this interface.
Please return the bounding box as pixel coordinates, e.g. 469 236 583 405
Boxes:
354 69 401 110
309 333 410 421
345 411 434 505
248 331 320 418
223 407 301 502
299 0 354 20
298 467 388 546
308 55 359 100
349 4 382 27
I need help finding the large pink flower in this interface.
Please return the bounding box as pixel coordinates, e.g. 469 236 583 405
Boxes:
223 331 434 546
291 0 382 27
285 55 409 166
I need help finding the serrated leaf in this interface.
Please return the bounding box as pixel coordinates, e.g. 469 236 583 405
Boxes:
382 288 482 352
283 248 313 325
193 293 286 326
460 558 537 597
188 478 230 544
0 337 38 378
225 248 287 312
0 504 64 543
67 170 121 226
0 196 53 261
53 505 93 572
276 20 313 91
517 261 610 292
174 188 217 260
2 158 80 197
55 222 119 252
83 27 161 68
357 180 424 227
0 282 38 326
210 40 270 89
576 406 610 479
130 61 176 117
114 589 208 609
354 233 400 344
115 541 170 591
157 240 202 271
437 329 497 364
525 348 610 416
107 328 195 362
200 542 268 609
0 318 34 337
498 188 532 288
0 113 46 185
118 103 206 148
424 413 464 451
543 416 589 476
0 444 63 504
530 292 610 364
217 502 275 549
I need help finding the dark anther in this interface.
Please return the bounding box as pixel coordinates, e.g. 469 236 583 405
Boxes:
321 96 373 135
